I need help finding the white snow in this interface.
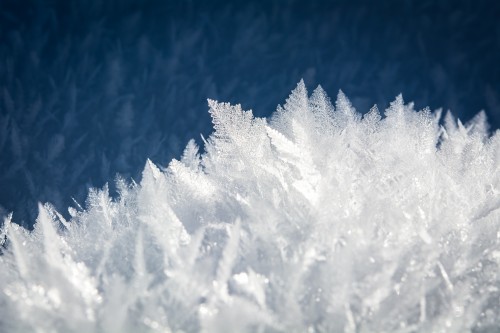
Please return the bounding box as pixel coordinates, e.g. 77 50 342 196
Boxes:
1 81 500 332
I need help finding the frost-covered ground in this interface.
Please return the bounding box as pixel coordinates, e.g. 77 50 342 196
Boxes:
0 0 499 224
1 1 500 332
2 81 500 332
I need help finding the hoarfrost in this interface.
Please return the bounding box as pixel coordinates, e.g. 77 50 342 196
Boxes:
1 81 500 332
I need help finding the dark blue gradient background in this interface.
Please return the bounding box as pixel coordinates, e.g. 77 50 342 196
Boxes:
1 0 499 226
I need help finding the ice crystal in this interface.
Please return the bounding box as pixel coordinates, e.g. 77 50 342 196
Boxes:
1 81 500 332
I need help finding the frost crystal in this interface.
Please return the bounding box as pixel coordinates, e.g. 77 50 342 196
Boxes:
1 81 500 332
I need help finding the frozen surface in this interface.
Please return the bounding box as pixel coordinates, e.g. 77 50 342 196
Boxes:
1 82 500 332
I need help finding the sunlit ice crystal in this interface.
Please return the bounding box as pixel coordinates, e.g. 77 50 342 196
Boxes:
1 80 500 332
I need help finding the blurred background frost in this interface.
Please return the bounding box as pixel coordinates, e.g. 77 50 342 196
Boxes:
0 0 499 225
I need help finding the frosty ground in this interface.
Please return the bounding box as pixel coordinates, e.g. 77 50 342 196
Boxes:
1 82 500 332
1 1 499 332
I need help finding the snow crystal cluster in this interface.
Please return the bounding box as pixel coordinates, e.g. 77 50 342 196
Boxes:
1 81 500 332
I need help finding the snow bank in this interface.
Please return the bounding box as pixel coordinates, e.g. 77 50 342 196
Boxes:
1 81 499 332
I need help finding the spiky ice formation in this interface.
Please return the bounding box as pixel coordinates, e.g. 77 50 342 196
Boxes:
1 81 500 332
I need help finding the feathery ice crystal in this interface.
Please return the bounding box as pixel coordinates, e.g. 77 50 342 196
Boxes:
1 81 500 332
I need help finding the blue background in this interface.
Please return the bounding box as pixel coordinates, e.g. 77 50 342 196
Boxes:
1 0 499 226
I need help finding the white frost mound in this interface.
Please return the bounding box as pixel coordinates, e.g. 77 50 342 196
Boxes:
1 81 500 332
